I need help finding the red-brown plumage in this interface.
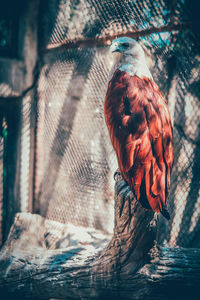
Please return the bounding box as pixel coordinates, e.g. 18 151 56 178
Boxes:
104 69 174 217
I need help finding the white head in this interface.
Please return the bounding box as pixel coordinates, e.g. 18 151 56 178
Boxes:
109 37 152 78
110 37 145 59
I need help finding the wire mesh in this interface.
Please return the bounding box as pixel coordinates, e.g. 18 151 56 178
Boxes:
34 0 200 245
35 48 117 232
19 95 32 213
0 120 4 246
0 115 8 246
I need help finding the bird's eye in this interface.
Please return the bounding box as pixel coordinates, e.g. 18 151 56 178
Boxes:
122 42 129 48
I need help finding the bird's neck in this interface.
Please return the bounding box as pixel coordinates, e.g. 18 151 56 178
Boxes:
112 53 152 79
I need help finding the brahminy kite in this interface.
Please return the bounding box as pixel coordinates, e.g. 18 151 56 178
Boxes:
104 37 174 219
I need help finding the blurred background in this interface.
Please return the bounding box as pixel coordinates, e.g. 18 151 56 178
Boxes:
0 0 199 248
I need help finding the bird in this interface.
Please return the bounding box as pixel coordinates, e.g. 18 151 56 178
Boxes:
104 37 174 219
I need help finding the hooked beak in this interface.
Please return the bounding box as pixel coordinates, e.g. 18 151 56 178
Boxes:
110 42 120 53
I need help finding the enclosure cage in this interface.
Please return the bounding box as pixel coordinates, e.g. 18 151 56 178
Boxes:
0 0 200 252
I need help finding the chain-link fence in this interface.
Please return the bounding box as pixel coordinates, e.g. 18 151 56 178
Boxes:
32 0 200 247
0 0 199 248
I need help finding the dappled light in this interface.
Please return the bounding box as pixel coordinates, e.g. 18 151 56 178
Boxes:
0 0 200 299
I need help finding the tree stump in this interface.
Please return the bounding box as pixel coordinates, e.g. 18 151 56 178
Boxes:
0 173 200 299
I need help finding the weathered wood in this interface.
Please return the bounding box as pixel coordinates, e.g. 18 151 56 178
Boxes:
92 171 156 276
0 174 200 299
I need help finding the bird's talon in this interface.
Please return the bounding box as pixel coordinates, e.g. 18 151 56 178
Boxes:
114 170 121 181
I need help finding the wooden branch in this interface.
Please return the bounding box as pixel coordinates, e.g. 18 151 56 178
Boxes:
46 22 190 51
92 171 156 275
0 173 200 299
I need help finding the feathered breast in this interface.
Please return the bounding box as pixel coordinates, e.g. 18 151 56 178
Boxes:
104 69 174 215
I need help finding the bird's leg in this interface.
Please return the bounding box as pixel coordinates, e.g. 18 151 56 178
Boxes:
119 186 131 218
114 169 134 222
114 170 127 194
